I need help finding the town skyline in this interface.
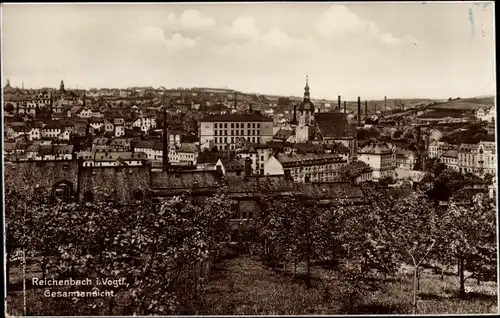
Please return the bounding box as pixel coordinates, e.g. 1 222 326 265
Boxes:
2 2 496 100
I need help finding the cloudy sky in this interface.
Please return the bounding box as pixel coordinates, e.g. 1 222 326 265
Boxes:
2 2 495 100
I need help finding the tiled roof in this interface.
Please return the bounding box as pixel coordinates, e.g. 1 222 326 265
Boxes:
315 112 351 138
442 149 458 158
273 129 293 140
178 143 198 153
358 141 392 154
276 153 344 166
4 142 16 151
54 144 74 154
296 182 364 200
94 151 147 162
226 175 294 194
201 113 273 122
222 158 245 171
93 137 109 145
150 170 220 189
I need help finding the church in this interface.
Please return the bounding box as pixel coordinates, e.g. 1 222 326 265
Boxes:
293 77 357 159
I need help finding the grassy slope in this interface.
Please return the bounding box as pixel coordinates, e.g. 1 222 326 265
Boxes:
196 256 498 315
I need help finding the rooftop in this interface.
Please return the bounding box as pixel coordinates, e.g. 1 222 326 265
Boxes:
201 113 273 122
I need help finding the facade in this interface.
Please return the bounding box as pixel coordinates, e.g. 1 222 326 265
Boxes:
264 153 348 183
357 141 396 180
456 141 496 176
199 113 273 151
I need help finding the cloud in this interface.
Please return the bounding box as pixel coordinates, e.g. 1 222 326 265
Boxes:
316 5 365 37
179 9 215 31
262 27 293 47
316 5 406 47
228 16 260 42
166 33 197 50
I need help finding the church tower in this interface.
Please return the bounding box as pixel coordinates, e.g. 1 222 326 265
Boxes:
296 76 315 143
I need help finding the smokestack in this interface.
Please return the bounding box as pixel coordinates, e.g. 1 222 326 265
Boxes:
162 110 169 171
357 97 361 126
234 91 237 109
365 100 368 120
338 95 341 112
384 96 387 111
343 101 346 114
293 103 297 123
244 157 252 176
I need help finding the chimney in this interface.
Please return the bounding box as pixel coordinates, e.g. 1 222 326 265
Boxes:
343 101 346 114
357 97 361 126
293 103 297 123
384 96 387 111
244 157 252 176
162 110 169 171
365 100 368 120
338 95 341 112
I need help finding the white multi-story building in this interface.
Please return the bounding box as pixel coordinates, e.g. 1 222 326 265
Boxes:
264 153 348 183
456 141 496 176
357 141 396 180
198 113 274 151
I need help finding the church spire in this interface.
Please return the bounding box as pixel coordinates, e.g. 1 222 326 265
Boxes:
303 75 310 100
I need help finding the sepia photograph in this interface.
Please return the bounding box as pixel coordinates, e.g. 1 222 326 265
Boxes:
2 1 498 316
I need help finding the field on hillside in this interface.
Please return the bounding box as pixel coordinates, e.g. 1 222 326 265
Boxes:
194 256 498 315
430 97 494 110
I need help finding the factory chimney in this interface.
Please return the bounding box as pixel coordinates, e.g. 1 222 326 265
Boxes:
357 97 361 126
162 109 169 171
293 103 297 123
365 100 368 120
384 96 387 111
338 95 341 112
343 101 346 114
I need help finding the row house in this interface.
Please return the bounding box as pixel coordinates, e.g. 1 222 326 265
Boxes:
115 125 125 137
92 137 109 150
134 140 163 161
105 119 115 133
89 118 105 133
93 151 147 167
264 153 348 183
428 141 456 159
5 125 27 141
110 138 132 152
441 150 459 171
236 143 273 175
34 144 74 161
132 116 157 133
394 148 418 170
169 143 199 166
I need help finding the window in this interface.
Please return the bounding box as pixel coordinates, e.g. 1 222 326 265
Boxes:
133 190 144 201
83 190 94 203
152 198 161 212
257 123 260 128
215 123 218 128
53 180 73 201
224 123 227 128
247 130 251 135
247 123 251 128
252 123 255 128
231 130 234 135
231 123 234 128
236 123 239 128
215 130 218 136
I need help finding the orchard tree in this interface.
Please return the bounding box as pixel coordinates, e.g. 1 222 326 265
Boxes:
436 194 497 298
